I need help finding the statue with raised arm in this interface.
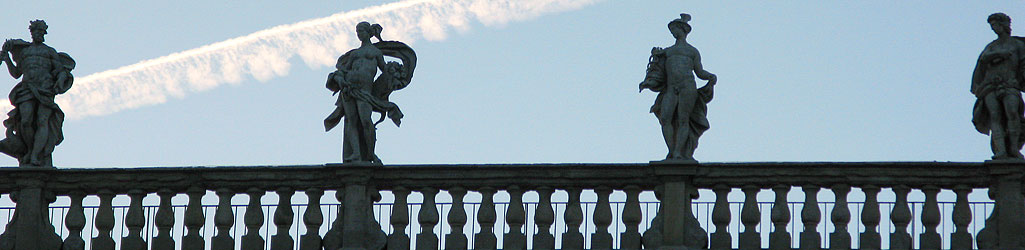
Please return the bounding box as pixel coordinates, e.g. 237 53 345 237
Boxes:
639 13 717 162
324 21 415 164
0 20 75 168
971 13 1025 160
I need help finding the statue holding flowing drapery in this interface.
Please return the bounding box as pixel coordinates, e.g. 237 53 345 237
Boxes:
640 13 717 162
0 20 75 168
324 21 416 164
971 13 1025 160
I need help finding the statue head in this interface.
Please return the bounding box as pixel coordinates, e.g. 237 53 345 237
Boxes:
356 21 384 43
668 13 692 39
29 20 47 43
988 13 1012 37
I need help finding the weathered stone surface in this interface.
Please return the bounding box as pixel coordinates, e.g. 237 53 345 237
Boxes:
640 13 717 162
324 21 416 164
971 13 1025 160
0 20 75 168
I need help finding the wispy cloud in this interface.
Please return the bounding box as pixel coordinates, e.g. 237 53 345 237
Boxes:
0 0 598 119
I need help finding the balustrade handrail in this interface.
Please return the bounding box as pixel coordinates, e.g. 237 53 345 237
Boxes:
0 162 1000 194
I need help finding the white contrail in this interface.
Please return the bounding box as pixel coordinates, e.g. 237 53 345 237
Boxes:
0 0 598 119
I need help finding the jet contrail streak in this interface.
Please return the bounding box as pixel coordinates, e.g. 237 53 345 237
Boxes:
0 0 598 119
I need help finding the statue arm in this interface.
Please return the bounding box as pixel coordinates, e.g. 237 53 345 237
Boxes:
2 54 19 79
1 40 21 78
693 50 716 85
376 54 390 77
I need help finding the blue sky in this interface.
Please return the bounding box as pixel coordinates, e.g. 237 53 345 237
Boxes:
0 1 1023 167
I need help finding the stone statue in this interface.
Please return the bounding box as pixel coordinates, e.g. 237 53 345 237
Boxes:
639 13 717 162
324 21 416 164
971 13 1025 160
0 20 75 168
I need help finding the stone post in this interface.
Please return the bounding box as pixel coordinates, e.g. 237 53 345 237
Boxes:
988 162 1025 250
0 173 61 250
654 163 701 250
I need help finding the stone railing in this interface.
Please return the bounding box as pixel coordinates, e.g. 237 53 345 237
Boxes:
0 162 1019 250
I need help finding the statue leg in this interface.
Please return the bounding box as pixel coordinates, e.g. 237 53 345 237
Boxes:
674 92 697 160
985 93 1009 159
660 93 680 159
341 97 362 162
28 106 53 166
16 102 37 164
658 116 675 159
1001 94 1023 158
356 101 377 163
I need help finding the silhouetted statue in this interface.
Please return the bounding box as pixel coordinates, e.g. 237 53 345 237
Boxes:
0 20 75 168
972 13 1025 160
324 21 416 164
640 13 717 162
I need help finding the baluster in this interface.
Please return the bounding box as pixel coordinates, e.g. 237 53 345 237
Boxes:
949 185 972 250
182 187 206 250
562 187 585 250
976 187 998 249
152 189 176 250
710 184 731 250
683 187 708 249
475 187 497 250
889 185 912 250
62 191 86 250
367 187 388 250
800 185 820 250
212 188 235 250
504 186 528 250
272 187 295 250
417 187 440 250
300 188 324 250
121 189 147 250
620 185 642 250
323 187 345 250
473 187 498 250
829 184 851 250
241 188 266 250
642 186 663 249
389 186 411 250
91 189 115 250
859 185 881 250
769 185 790 250
530 187 556 250
739 185 761 250
588 186 612 249
918 185 941 250
446 187 468 250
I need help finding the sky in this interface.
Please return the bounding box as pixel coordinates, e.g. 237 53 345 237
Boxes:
0 1 1023 168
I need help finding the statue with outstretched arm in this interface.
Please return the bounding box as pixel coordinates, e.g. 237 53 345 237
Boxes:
0 20 75 168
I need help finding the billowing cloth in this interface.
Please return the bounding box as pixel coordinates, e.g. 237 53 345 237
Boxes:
324 41 416 132
971 37 1025 133
0 40 74 163
970 36 1025 157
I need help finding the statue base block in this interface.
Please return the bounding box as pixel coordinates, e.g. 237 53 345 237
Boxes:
650 159 699 165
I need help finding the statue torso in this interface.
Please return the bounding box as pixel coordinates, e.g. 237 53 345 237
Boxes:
346 44 382 90
19 43 58 88
981 38 1025 88
664 44 697 89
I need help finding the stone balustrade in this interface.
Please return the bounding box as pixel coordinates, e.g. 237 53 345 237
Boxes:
0 162 1019 250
